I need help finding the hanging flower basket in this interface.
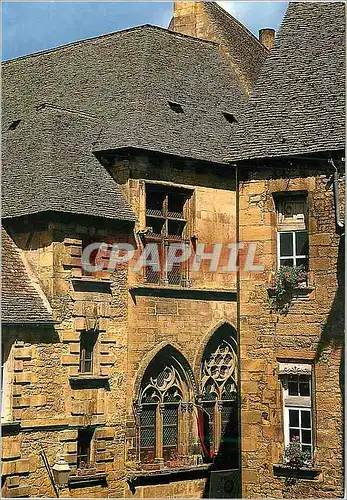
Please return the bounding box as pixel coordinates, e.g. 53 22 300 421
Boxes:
270 265 308 312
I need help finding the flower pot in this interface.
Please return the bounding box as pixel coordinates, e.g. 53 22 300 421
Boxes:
141 463 161 471
167 460 185 468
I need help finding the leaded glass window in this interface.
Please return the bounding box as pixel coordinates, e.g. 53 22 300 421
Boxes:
199 325 239 467
138 347 192 464
143 183 192 286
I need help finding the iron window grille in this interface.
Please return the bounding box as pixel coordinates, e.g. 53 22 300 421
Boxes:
144 184 193 286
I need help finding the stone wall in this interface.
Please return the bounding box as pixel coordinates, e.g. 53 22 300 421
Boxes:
238 161 344 498
2 153 344 498
2 149 239 499
2 218 132 498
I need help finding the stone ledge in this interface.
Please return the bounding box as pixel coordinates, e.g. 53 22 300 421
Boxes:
126 464 210 489
69 376 110 388
20 419 69 431
71 277 112 293
71 277 112 284
129 285 237 301
1 421 21 436
273 464 322 480
267 286 314 300
68 472 107 488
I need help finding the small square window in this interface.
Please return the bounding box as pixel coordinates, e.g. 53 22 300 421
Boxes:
79 331 98 374
77 428 94 468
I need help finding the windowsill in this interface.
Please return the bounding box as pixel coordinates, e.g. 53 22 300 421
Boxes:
273 464 322 480
267 286 314 299
1 420 21 435
68 472 107 488
141 234 190 243
71 276 112 283
69 375 110 387
126 463 210 485
70 277 112 293
130 284 237 294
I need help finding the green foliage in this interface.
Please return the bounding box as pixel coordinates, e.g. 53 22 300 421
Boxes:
284 436 312 469
275 265 307 296
271 265 307 312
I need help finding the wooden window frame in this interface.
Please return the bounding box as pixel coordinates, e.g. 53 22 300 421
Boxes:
277 230 309 270
282 372 314 459
77 428 94 468
79 331 98 375
144 183 193 286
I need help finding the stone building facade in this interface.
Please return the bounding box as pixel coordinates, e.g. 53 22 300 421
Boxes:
1 2 345 499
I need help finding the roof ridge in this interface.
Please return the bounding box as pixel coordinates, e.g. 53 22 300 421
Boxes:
2 23 218 65
210 2 268 50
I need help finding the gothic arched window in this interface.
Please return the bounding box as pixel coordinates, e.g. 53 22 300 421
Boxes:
138 346 194 464
199 324 239 468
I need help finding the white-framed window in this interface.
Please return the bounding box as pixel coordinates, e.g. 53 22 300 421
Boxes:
280 363 313 459
277 230 309 270
275 194 309 272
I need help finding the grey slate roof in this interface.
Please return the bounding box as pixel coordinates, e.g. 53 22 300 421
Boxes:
228 2 346 162
2 106 136 221
3 25 249 171
2 228 53 324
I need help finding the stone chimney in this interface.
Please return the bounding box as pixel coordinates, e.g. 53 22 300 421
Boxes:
259 28 275 50
168 2 216 42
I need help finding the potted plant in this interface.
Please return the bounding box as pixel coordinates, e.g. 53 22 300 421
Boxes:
141 453 161 471
166 451 185 468
284 436 313 469
271 265 308 312
76 461 97 476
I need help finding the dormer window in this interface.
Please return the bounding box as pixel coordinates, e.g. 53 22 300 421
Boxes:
168 101 184 113
222 112 237 124
8 119 21 131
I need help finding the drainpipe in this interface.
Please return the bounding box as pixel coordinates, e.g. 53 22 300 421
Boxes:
328 158 344 233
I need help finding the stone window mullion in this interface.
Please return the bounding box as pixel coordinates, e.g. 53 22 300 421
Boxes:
155 404 164 462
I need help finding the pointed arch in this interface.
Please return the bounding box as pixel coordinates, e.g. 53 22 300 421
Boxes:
193 319 237 379
197 321 239 469
134 343 197 464
133 341 197 400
